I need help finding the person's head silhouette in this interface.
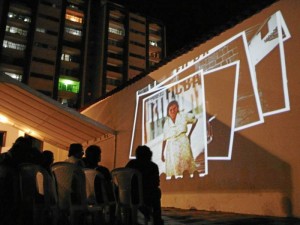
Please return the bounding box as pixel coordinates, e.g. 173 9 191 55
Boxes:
68 143 84 159
135 145 152 161
85 145 101 167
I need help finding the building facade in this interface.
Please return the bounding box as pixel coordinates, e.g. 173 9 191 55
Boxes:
0 0 166 108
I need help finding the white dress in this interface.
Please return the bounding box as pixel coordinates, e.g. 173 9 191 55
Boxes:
163 112 196 178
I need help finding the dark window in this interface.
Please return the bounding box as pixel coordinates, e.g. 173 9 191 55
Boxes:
0 131 7 153
106 64 123 73
106 78 121 86
30 72 53 80
32 57 55 65
130 17 145 24
37 13 60 22
129 29 145 36
129 40 145 48
107 52 123 60
108 39 124 48
129 65 144 72
129 53 145 60
38 90 52 96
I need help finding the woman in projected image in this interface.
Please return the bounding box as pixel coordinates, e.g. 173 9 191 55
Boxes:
161 100 198 179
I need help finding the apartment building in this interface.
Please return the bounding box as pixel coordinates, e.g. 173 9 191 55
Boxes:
0 0 166 108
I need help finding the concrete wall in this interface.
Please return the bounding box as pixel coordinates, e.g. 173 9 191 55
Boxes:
83 0 300 217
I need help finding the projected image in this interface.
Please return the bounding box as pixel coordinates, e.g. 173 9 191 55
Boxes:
130 10 291 180
142 75 206 179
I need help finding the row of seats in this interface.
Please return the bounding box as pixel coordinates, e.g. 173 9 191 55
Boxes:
51 162 115 225
0 162 152 225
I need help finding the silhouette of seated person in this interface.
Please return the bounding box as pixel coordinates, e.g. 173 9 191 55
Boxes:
126 145 164 225
83 145 111 182
0 136 42 225
83 145 115 224
41 150 54 174
65 143 85 167
0 136 42 167
83 146 113 195
62 143 86 210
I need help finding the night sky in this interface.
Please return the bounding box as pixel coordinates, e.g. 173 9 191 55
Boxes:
111 0 277 56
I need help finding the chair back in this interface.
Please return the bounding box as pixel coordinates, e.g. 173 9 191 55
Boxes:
84 169 107 205
18 163 58 225
0 164 19 202
0 164 20 225
111 167 146 225
84 169 117 224
19 163 57 206
111 167 143 207
51 162 86 211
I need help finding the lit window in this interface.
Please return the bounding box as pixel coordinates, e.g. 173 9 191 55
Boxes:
3 40 26 50
61 53 71 61
69 4 79 9
149 40 158 47
24 17 31 23
109 27 124 36
65 27 82 36
4 72 22 81
6 25 28 36
7 12 31 23
36 27 46 33
150 52 160 59
65 14 83 23
9 26 17 33
58 78 80 93
61 99 68 105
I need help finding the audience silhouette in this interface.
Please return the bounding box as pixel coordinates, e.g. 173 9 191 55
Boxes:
0 136 42 167
126 145 164 225
83 145 111 182
65 143 85 167
0 139 165 225
41 150 54 174
0 136 42 225
83 145 115 224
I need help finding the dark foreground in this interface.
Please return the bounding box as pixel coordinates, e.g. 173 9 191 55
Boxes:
161 207 300 225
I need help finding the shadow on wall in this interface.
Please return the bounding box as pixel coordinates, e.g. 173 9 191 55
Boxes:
160 118 292 216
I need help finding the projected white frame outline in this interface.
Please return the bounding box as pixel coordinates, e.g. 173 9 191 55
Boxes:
203 61 240 161
248 11 290 118
273 11 290 114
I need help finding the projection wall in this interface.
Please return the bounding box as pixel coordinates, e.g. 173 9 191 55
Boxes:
129 11 291 179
